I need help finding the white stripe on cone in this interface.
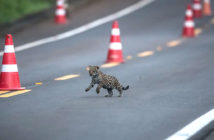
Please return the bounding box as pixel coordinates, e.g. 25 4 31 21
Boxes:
4 45 15 53
204 0 210 3
109 43 122 50
57 0 64 6
1 65 18 72
193 4 202 10
186 10 193 16
56 9 65 15
111 29 120 36
184 21 195 27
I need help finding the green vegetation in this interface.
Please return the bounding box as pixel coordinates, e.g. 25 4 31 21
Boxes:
0 0 53 24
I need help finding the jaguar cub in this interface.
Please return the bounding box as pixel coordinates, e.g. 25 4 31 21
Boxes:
85 65 129 97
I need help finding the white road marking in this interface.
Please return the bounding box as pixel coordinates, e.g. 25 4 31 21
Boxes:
0 0 155 56
165 108 214 140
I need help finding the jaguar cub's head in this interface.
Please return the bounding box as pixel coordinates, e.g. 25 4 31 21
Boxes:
88 65 99 77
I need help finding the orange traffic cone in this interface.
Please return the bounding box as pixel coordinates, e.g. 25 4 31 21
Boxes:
55 0 67 24
182 5 195 37
106 21 124 63
0 34 25 90
203 0 212 16
193 0 203 18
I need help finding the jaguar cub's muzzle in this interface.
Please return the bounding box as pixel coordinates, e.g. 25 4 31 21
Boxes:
89 71 97 77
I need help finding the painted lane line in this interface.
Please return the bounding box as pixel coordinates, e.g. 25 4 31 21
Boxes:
35 82 43 85
195 28 203 36
101 62 120 68
167 40 181 48
126 56 133 60
137 51 154 57
55 74 80 81
156 45 163 51
166 108 214 140
0 0 155 56
0 90 31 98
211 18 214 24
0 91 9 95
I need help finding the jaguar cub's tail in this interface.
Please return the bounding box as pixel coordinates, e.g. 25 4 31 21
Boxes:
122 85 129 90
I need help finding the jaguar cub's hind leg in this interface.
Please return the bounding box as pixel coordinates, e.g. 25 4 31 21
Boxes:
117 87 123 97
105 88 113 97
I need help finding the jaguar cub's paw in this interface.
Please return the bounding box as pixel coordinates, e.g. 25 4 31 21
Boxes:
85 88 89 92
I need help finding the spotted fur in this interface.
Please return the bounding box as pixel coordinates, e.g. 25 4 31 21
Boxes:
85 65 129 97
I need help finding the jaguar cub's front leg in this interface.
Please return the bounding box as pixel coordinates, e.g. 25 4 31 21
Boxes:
85 82 95 92
96 84 103 94
105 88 113 97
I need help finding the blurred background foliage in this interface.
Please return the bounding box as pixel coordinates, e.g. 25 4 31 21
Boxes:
0 0 54 24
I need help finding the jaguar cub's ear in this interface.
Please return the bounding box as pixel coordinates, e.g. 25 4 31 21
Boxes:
96 66 99 70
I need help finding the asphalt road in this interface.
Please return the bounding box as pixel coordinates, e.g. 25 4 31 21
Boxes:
0 0 214 140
